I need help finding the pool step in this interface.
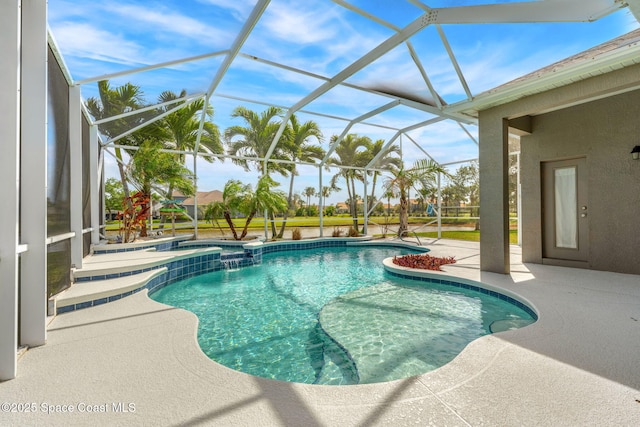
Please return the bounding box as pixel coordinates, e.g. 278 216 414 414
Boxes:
73 247 221 282
53 268 167 315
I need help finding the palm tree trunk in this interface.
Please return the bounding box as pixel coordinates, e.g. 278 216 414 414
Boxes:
269 212 277 239
240 211 256 239
139 186 151 238
115 147 132 209
277 174 296 238
370 172 378 202
160 183 175 229
398 191 408 237
345 175 353 228
349 176 358 230
223 211 239 240
260 166 278 239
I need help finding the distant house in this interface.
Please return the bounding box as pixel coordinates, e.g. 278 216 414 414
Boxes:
335 201 365 215
393 198 421 213
170 191 189 204
335 202 349 214
180 190 223 217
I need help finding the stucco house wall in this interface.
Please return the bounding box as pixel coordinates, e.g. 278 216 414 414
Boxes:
520 88 640 274
478 62 640 275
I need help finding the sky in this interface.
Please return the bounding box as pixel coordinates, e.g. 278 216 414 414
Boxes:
48 0 639 206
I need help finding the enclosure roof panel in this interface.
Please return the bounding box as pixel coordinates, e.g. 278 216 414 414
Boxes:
48 0 639 166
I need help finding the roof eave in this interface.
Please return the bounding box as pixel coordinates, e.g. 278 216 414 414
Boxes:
444 36 640 117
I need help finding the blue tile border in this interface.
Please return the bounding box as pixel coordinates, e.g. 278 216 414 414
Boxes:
92 238 187 254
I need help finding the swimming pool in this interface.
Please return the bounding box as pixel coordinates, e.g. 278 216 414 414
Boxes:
150 246 535 385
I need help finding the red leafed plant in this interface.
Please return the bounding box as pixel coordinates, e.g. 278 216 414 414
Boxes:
117 191 150 243
392 254 456 271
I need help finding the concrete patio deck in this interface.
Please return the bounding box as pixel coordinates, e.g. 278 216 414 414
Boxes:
1 239 639 426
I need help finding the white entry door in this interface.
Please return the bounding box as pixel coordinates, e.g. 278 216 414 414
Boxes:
542 158 589 263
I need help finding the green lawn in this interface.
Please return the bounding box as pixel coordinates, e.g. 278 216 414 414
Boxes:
105 215 476 231
412 229 519 244
105 213 519 245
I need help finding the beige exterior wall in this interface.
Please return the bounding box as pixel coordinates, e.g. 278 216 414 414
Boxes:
478 63 640 275
521 88 640 274
479 114 510 274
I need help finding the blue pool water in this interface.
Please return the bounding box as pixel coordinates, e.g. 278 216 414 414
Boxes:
150 246 535 384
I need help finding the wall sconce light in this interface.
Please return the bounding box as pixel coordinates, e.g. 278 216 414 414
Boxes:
632 146 640 160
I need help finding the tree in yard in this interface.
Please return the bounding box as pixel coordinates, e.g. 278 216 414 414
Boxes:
225 106 289 237
327 134 372 230
293 193 304 211
104 178 124 218
303 186 316 210
384 159 449 238
156 90 224 202
206 181 248 241
319 185 339 215
324 205 336 216
86 80 147 205
277 114 324 237
383 189 396 217
442 161 479 225
128 139 195 237
321 185 337 200
364 139 401 207
210 176 288 241
203 201 227 237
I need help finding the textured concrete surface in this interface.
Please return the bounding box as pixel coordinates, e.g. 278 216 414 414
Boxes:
1 239 639 426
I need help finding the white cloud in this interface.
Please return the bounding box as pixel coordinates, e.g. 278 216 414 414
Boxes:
53 23 148 67
105 3 230 45
243 0 387 76
197 0 257 21
261 1 340 44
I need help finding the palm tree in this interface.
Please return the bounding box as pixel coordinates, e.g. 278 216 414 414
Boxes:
327 134 372 229
157 90 223 201
240 175 288 239
383 189 396 217
128 139 195 237
86 80 147 203
225 106 289 237
225 106 288 176
320 185 338 214
384 159 449 237
277 114 324 238
202 202 227 237
213 180 250 241
321 185 336 200
213 177 288 241
365 139 401 206
293 193 304 211
303 186 316 209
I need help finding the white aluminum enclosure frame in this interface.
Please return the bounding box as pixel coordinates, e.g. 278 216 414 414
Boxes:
66 0 630 238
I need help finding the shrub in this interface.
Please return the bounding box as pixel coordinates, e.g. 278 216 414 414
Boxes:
392 254 456 271
348 227 359 237
332 227 344 237
292 228 302 240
